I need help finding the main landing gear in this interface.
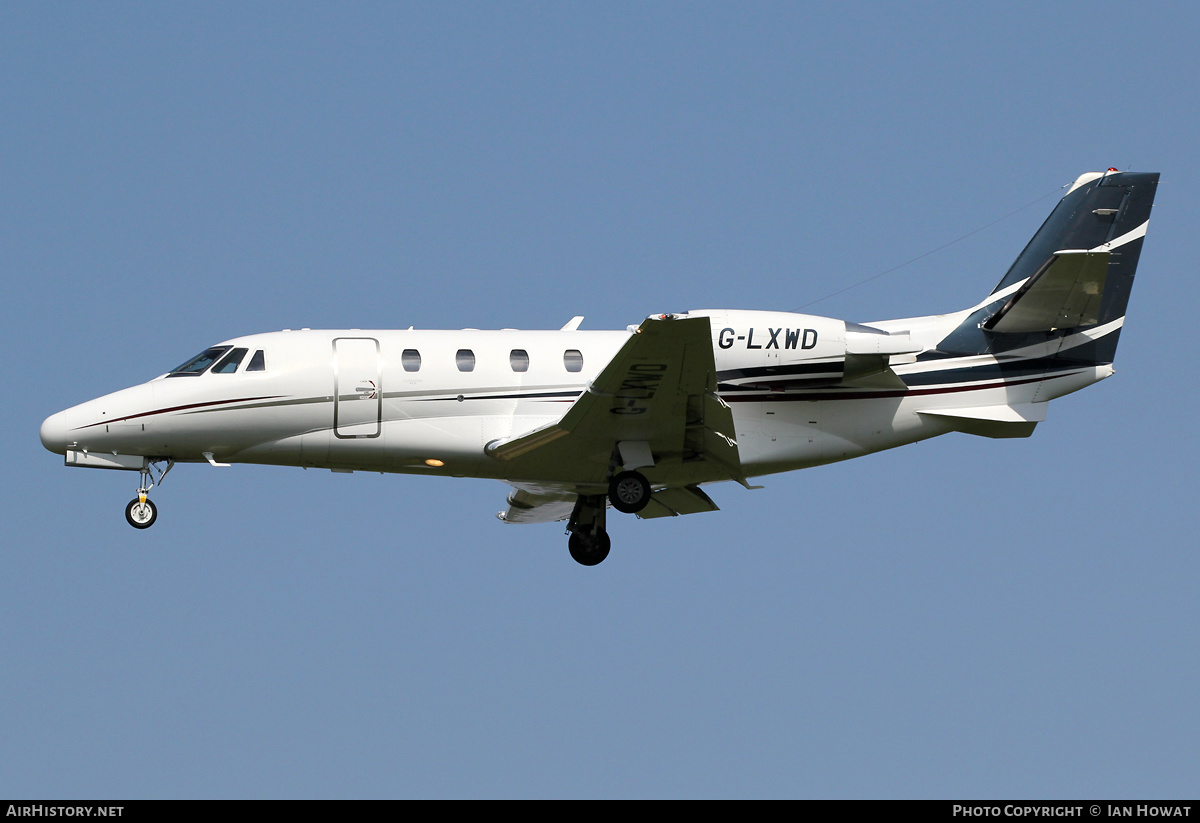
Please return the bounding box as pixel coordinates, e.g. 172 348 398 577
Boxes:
567 494 609 565
124 459 173 530
608 470 652 514
565 470 653 566
568 528 611 566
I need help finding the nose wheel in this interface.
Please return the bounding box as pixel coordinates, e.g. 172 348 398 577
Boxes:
123 459 173 530
125 496 158 529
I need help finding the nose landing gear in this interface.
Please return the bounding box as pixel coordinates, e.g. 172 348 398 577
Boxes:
124 459 173 530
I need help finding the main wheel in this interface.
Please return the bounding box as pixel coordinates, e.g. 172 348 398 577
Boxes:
608 470 652 514
568 530 611 566
125 498 157 529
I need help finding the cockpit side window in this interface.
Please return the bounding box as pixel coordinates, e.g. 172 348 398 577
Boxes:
246 350 266 372
168 346 232 377
212 348 248 374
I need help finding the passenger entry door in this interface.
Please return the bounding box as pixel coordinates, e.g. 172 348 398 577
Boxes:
334 337 382 438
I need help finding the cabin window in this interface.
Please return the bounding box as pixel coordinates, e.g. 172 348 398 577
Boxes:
402 349 421 372
168 346 231 377
510 349 529 372
564 349 584 373
212 348 248 374
456 349 475 372
246 350 266 372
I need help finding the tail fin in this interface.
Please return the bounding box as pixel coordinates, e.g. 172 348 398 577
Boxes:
938 170 1159 361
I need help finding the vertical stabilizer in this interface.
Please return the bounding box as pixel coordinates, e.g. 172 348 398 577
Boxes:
938 170 1158 361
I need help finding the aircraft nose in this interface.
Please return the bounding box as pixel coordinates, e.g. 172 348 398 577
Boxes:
40 410 74 455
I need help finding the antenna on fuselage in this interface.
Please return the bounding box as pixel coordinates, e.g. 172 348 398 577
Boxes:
789 184 1064 312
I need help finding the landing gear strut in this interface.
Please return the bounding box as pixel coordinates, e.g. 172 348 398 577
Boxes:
125 459 173 530
567 494 610 566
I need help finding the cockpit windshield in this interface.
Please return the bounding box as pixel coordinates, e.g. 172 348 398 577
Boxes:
212 348 248 374
168 346 232 377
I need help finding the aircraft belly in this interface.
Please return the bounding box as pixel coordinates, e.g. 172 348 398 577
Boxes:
387 416 487 469
730 400 843 472
736 396 943 474
234 400 567 474
1032 364 1111 401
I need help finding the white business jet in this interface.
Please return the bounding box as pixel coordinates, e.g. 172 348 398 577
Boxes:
41 170 1158 565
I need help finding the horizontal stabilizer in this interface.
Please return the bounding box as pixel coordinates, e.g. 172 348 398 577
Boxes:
636 485 720 519
917 403 1046 439
985 250 1110 333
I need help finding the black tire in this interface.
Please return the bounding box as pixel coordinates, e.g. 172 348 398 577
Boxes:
125 498 157 529
568 530 611 566
608 470 651 514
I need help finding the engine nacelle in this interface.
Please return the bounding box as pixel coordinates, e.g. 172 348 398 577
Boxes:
692 309 919 390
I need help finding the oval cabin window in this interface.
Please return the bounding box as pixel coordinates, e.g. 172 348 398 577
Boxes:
402 349 421 372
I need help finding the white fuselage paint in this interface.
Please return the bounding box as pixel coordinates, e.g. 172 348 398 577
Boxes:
39 306 1110 487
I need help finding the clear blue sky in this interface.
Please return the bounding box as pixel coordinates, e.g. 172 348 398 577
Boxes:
3 1 1197 798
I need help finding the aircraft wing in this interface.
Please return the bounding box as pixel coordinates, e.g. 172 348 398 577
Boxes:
497 481 722 524
486 314 743 492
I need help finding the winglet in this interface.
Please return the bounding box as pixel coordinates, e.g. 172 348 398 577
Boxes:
560 316 584 331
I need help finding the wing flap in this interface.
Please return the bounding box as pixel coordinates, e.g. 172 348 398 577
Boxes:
497 487 577 524
636 485 720 519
